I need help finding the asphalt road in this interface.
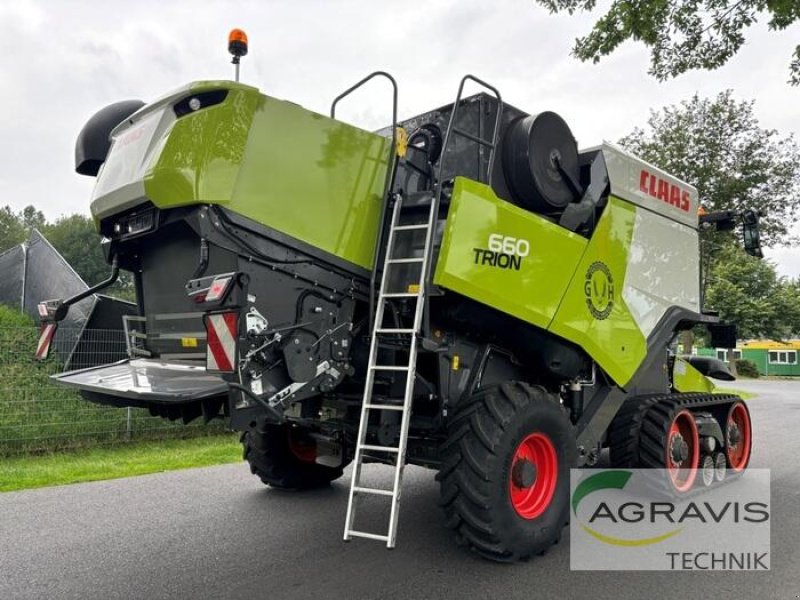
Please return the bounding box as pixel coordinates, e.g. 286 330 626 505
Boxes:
1 379 799 600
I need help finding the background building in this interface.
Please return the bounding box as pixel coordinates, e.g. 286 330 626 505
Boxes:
697 340 800 376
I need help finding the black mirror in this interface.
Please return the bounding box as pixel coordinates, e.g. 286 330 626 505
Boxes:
75 100 144 177
742 209 763 258
708 323 737 350
683 356 736 381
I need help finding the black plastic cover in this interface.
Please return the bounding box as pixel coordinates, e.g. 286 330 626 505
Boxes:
75 100 145 176
683 355 736 381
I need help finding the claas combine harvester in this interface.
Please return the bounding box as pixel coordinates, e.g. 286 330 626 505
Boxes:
37 32 762 561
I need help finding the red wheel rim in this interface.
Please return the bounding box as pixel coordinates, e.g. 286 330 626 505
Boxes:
666 410 699 492
726 402 752 472
509 432 558 520
287 428 317 463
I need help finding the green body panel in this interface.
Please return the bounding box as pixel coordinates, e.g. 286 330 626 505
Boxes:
433 178 587 329
434 182 648 387
93 81 390 269
548 197 646 387
143 84 261 209
672 357 716 393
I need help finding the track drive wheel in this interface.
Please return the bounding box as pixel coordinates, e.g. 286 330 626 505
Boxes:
725 401 752 472
640 404 700 493
438 382 576 562
242 423 345 490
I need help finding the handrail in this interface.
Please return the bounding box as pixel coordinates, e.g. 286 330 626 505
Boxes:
330 71 400 331
424 75 504 337
436 74 504 184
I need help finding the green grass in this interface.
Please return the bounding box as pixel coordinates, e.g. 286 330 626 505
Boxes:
0 327 227 455
715 387 757 400
0 434 242 492
0 306 34 327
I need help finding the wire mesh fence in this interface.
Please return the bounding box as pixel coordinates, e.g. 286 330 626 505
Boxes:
0 327 228 456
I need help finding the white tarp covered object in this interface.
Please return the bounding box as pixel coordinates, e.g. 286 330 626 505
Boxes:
0 229 135 368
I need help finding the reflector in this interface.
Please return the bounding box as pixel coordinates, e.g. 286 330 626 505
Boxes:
35 322 57 361
205 312 238 373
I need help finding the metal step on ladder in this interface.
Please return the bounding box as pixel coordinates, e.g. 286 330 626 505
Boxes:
343 190 437 548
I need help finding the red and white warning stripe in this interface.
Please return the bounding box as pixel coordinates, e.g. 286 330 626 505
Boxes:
206 312 238 372
35 323 57 360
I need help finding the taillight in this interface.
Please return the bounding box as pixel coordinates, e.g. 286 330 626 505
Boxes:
186 272 238 305
35 299 63 360
206 275 233 302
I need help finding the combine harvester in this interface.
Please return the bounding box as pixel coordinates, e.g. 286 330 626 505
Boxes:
38 31 762 561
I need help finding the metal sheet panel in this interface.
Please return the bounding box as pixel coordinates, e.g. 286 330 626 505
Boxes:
23 230 94 325
0 244 25 310
23 229 94 354
586 142 699 229
622 208 701 339
433 177 587 329
54 358 228 403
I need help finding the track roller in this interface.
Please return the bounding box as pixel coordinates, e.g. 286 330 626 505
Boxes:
609 392 751 494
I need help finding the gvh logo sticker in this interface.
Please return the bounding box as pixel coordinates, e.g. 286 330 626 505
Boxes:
570 469 771 570
584 262 614 320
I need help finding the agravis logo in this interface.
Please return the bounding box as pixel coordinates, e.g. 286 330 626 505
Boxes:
572 470 682 547
569 469 771 571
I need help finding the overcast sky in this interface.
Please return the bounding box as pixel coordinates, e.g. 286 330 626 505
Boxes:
1 0 798 276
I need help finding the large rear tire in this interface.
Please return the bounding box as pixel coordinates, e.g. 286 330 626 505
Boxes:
437 382 576 562
242 423 345 490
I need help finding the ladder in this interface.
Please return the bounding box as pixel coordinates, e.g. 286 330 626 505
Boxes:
343 190 437 548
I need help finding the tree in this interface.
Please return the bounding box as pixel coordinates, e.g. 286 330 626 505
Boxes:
43 215 108 286
20 206 45 232
619 91 800 248
536 0 800 84
0 205 49 254
704 242 800 340
0 206 26 254
43 215 134 300
1 206 133 301
619 91 800 352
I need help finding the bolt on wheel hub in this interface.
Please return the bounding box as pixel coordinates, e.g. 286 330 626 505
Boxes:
666 409 700 492
670 433 689 464
509 432 558 520
726 402 752 472
727 423 741 448
511 458 538 489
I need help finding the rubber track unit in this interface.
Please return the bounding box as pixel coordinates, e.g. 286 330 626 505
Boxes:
609 393 742 493
437 382 575 562
241 425 344 490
